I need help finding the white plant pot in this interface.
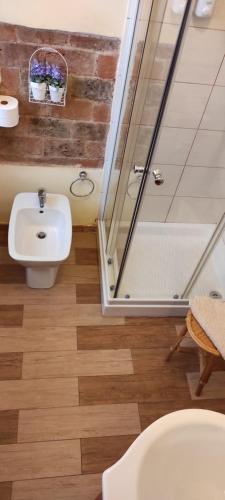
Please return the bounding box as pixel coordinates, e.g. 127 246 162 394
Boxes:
30 81 47 101
49 85 65 103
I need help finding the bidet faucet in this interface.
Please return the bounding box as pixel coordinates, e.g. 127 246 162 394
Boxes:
38 188 46 209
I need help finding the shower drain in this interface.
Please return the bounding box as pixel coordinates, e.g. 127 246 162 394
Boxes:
37 231 47 239
209 290 222 299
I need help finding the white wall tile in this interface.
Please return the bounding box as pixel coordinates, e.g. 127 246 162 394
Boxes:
200 86 225 131
154 127 196 165
175 28 225 84
164 82 211 128
167 197 225 224
139 195 172 221
187 130 225 168
176 166 225 198
216 58 225 86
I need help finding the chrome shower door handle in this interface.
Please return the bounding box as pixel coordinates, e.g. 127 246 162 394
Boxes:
152 169 164 185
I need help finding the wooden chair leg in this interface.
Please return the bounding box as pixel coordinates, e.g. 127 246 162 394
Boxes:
165 324 188 362
195 353 216 397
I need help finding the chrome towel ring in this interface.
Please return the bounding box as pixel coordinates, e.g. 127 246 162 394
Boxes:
70 171 95 197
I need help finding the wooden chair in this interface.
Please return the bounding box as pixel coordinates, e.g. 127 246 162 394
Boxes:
166 310 221 396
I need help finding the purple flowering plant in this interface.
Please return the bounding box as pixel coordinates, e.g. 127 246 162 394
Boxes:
30 59 46 83
48 64 65 88
30 60 65 88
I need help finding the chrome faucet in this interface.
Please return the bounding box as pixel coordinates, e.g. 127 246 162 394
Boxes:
38 188 46 209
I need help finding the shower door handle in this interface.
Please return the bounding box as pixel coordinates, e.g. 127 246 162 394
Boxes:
153 169 164 185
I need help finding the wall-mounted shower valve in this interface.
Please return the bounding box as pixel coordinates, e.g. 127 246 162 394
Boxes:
134 165 145 174
153 169 164 186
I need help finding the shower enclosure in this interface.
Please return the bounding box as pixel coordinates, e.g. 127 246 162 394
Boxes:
99 0 225 315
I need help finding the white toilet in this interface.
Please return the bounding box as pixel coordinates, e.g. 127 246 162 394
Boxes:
8 192 72 288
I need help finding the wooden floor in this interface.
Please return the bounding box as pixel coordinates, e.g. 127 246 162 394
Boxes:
1 226 225 500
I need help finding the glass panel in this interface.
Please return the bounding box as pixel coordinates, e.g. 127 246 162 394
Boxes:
115 0 225 300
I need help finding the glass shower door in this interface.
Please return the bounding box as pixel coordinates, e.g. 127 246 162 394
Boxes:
104 0 225 302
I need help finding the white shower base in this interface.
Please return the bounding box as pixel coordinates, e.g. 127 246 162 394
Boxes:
98 221 225 316
117 222 225 299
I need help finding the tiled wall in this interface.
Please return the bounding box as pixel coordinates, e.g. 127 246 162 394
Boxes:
138 0 225 224
0 22 119 167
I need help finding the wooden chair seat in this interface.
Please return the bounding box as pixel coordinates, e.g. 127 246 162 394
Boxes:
186 310 220 357
166 310 222 396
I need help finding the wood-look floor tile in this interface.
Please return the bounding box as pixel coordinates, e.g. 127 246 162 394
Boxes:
0 378 78 410
22 349 133 379
81 434 138 474
76 284 101 304
0 306 23 328
0 353 23 380
131 348 198 374
18 404 141 442
0 227 8 247
0 247 15 265
77 324 177 350
23 304 124 327
0 482 12 500
75 248 98 265
79 372 190 406
139 399 225 430
0 266 25 284
0 327 77 353
57 265 99 284
12 473 101 500
72 232 97 248
0 440 81 482
125 317 185 326
0 411 18 445
0 284 76 305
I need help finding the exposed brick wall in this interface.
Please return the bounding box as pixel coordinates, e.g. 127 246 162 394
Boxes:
0 22 120 167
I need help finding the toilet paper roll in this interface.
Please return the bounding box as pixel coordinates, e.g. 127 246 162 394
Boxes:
0 96 19 127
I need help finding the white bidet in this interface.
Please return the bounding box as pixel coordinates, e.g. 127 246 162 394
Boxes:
8 192 72 288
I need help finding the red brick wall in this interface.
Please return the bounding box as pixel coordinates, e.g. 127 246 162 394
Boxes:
0 23 119 167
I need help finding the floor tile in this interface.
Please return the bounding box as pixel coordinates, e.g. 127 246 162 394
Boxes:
57 265 99 284
0 247 15 265
131 348 198 373
81 434 137 474
75 248 98 265
0 482 12 500
79 373 190 405
0 378 78 410
139 399 225 430
0 306 23 328
18 404 141 442
0 284 76 305
23 305 124 327
0 411 18 445
77 324 177 350
12 474 101 500
22 350 133 379
0 353 23 380
72 232 97 248
0 440 81 482
0 266 25 284
0 227 8 247
0 327 77 353
76 284 101 304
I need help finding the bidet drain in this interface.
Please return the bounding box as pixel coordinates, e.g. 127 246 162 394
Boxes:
209 290 222 299
37 231 47 239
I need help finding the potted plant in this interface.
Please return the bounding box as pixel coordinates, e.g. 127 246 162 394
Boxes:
30 60 47 101
48 64 65 103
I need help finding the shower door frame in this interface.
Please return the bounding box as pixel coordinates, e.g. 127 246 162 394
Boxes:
98 0 224 316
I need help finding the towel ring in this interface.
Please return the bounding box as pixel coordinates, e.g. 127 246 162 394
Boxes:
70 171 95 197
127 175 142 200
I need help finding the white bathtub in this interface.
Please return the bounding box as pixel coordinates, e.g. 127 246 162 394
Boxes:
103 409 225 500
